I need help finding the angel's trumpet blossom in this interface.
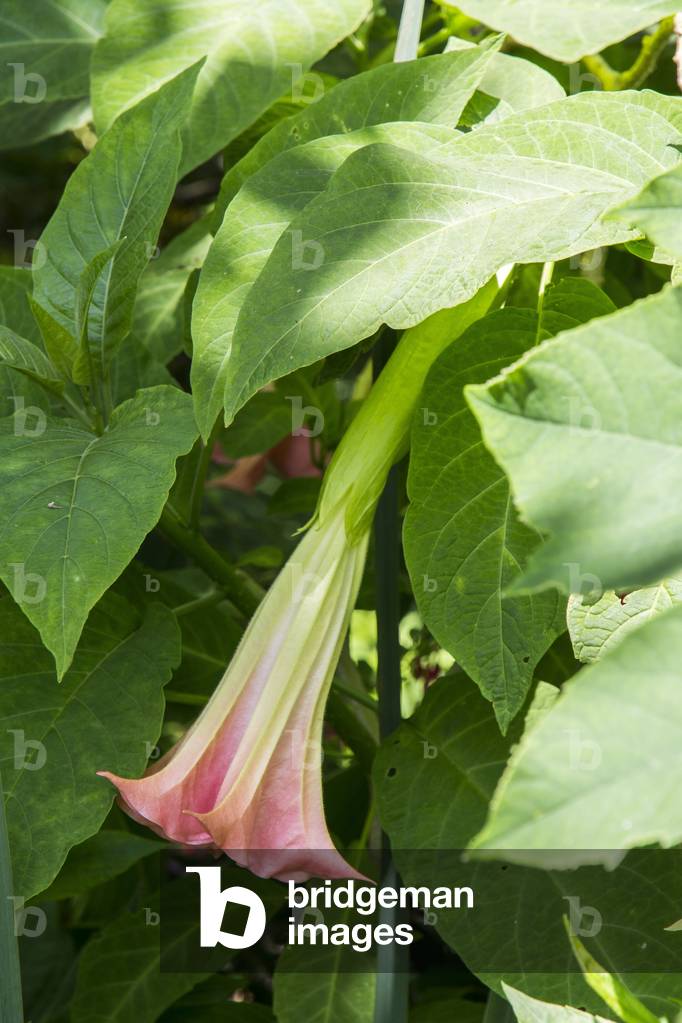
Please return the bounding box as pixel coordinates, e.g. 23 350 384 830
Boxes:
100 282 497 881
100 505 367 880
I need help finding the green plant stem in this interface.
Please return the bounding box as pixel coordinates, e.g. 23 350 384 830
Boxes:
0 770 24 1023
331 679 378 713
326 689 378 775
582 17 675 90
158 505 263 618
172 588 225 617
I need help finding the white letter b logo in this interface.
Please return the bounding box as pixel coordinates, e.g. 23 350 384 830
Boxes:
186 867 266 949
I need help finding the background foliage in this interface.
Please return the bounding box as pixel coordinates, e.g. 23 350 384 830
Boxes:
2 1 682 1021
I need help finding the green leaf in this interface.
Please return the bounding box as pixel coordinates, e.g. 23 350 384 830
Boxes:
224 91 681 422
0 385 198 677
0 326 64 397
215 41 501 221
565 925 660 1023
192 121 455 436
0 0 107 148
38 831 164 902
568 577 682 663
70 901 204 1023
30 299 81 385
470 602 682 861
404 281 614 727
274 919 375 1023
503 984 611 1023
33 64 201 371
0 766 23 1023
374 674 520 849
73 240 127 386
131 218 212 367
0 594 179 899
455 1 678 61
91 0 371 175
221 392 294 460
607 163 682 262
467 285 682 596
404 308 567 730
374 675 682 1013
0 268 41 346
445 37 565 126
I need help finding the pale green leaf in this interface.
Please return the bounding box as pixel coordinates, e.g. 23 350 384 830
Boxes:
215 41 500 221
446 36 565 125
568 577 682 663
33 64 201 369
566 927 660 1023
0 327 63 396
503 984 611 1023
192 121 456 436
470 603 682 860
607 163 682 262
0 594 179 899
456 1 678 61
131 218 212 366
0 385 198 677
224 91 681 422
0 0 106 147
91 0 371 175
467 285 682 596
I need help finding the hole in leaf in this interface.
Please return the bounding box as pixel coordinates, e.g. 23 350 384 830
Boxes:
387 767 397 778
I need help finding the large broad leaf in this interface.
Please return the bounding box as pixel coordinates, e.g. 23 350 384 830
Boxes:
274 936 375 1023
69 901 204 1023
374 676 682 1015
607 163 682 261
33 65 200 374
470 602 682 860
456 1 678 62
374 674 519 851
192 121 456 436
215 41 499 221
0 593 179 899
404 280 615 730
467 285 682 596
0 385 197 677
91 0 371 175
568 576 682 663
0 0 107 148
223 90 682 423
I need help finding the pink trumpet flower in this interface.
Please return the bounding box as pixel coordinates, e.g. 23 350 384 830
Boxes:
100 505 368 881
99 284 496 881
